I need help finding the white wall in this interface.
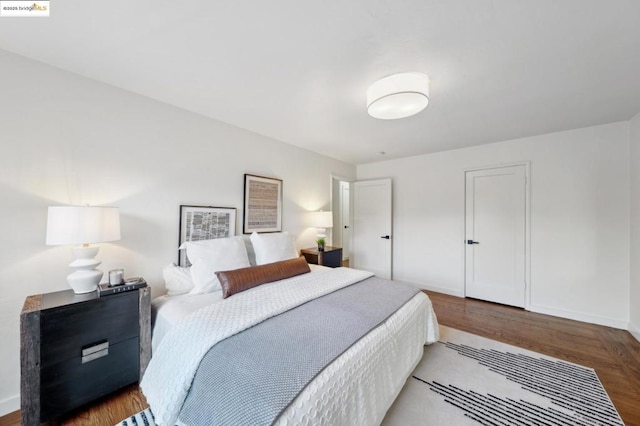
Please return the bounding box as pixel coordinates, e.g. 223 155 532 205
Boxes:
630 112 640 341
358 122 630 329
0 50 355 415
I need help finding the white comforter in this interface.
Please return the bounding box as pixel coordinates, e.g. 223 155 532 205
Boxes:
142 267 439 425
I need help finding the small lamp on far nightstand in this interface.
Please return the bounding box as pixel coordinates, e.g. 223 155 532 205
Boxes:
309 210 333 251
46 205 121 294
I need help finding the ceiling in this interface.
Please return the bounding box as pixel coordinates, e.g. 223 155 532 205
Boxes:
1 1 640 164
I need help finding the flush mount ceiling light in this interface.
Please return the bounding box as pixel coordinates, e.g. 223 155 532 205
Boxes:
367 72 430 120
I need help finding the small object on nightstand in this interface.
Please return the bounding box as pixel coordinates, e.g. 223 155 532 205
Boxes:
301 246 343 268
109 269 124 286
98 278 147 296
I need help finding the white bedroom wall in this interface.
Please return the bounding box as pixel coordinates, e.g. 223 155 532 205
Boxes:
357 122 630 330
0 50 355 415
630 112 640 342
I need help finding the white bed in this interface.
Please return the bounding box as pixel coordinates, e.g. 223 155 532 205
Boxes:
151 289 222 352
147 265 439 425
151 264 329 350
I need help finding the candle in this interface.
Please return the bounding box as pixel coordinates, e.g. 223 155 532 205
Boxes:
109 269 124 286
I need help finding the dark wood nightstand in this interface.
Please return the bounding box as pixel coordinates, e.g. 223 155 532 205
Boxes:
301 246 343 268
20 286 151 424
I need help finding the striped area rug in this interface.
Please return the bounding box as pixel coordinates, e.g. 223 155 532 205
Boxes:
118 407 155 426
383 326 624 426
119 326 623 426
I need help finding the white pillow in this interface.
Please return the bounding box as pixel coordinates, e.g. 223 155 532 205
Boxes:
250 232 298 265
182 236 251 294
162 263 194 296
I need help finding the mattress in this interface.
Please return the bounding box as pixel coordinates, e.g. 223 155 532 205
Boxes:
149 267 438 425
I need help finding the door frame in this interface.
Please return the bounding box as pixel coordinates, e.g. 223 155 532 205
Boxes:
339 181 351 261
329 174 353 254
463 161 532 310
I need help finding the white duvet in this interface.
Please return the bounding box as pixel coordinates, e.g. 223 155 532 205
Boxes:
143 267 439 425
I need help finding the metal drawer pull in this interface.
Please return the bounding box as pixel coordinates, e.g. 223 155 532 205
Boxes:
81 341 109 364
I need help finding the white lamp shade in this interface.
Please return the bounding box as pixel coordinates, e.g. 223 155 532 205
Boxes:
46 206 121 245
367 72 430 120
309 211 333 229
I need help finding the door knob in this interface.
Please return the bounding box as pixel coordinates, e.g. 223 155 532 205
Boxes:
381 235 390 239
344 225 349 229
467 240 479 245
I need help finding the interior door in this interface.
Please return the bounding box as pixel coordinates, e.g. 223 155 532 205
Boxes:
352 179 392 279
340 182 350 261
465 165 526 307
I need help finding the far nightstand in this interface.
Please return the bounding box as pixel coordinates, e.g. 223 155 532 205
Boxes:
20 286 151 424
301 246 343 268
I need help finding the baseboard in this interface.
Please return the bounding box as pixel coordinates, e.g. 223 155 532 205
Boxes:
0 395 19 417
389 281 629 330
392 278 464 298
528 304 628 330
629 321 640 343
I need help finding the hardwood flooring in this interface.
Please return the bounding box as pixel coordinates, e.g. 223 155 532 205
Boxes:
426 291 640 426
2 290 639 425
0 384 148 426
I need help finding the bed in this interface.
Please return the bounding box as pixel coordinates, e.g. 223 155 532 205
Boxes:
141 233 439 425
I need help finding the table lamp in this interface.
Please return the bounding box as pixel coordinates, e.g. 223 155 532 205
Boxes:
46 206 121 294
309 210 333 251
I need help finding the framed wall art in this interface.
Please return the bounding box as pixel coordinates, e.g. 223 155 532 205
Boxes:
243 174 283 234
178 205 237 266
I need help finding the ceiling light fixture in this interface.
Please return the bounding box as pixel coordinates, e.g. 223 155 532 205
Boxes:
367 72 430 120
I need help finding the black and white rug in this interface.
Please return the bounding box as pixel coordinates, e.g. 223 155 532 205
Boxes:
383 326 624 426
119 326 623 426
118 407 155 426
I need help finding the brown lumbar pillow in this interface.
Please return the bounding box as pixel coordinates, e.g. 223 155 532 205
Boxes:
216 256 311 299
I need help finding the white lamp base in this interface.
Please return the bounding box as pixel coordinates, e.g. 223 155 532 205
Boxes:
67 246 103 294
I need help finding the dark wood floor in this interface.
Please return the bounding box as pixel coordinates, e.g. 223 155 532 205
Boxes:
2 290 639 425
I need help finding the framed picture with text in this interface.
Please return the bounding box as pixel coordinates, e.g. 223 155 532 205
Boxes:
243 174 283 234
178 205 236 266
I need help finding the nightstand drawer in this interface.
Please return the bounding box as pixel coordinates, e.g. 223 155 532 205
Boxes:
40 291 139 367
40 336 139 421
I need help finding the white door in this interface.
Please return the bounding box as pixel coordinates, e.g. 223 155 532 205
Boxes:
465 165 526 307
340 182 350 261
352 179 392 279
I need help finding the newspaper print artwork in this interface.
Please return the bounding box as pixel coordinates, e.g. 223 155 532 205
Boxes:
179 205 237 266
